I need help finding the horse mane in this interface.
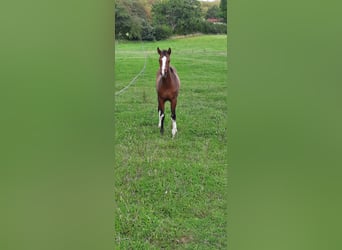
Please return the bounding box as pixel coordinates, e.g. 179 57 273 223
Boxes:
160 50 169 56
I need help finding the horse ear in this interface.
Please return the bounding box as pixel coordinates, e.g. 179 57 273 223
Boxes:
168 48 171 55
157 47 161 55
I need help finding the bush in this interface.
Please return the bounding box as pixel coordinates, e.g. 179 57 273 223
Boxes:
154 25 172 41
200 21 227 34
128 16 142 40
141 21 155 41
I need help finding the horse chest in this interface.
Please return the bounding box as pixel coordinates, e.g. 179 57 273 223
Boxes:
157 80 178 98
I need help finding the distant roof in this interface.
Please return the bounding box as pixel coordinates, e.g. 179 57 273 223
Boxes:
207 18 224 23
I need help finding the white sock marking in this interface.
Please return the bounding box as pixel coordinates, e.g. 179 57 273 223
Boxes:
158 111 164 128
171 118 177 137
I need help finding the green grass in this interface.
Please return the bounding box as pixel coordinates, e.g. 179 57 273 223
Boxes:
115 35 228 249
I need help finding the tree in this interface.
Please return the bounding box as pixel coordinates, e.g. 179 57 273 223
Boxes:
152 0 203 35
219 0 227 23
115 1 131 39
115 0 155 40
206 5 220 19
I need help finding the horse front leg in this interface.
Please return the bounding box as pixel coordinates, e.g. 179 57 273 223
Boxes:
158 97 165 134
171 98 177 138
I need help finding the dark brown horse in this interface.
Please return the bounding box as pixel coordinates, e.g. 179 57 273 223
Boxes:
156 47 180 138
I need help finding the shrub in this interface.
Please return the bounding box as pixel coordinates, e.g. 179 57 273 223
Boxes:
141 21 155 41
154 25 172 41
200 21 227 34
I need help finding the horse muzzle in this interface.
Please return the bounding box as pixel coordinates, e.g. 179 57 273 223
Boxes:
161 71 168 78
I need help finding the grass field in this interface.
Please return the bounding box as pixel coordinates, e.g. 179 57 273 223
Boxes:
114 35 228 249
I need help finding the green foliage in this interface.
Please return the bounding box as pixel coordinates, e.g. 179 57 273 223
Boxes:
200 0 220 14
115 0 152 40
201 21 227 34
152 0 203 35
128 16 142 40
115 0 227 40
141 20 155 41
206 5 220 19
154 25 172 41
115 1 131 39
219 0 227 22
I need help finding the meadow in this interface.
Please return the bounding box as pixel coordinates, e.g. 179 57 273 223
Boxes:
114 35 228 249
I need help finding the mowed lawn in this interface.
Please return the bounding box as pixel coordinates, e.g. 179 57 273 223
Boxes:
115 35 228 249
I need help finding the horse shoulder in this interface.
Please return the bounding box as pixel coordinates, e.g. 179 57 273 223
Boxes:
170 67 180 88
170 66 177 74
156 77 161 89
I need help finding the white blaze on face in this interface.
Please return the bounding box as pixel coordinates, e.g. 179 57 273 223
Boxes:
161 56 167 76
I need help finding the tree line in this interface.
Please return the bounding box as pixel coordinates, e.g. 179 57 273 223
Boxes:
115 0 227 41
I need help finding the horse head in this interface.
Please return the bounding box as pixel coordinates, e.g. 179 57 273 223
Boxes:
157 47 171 78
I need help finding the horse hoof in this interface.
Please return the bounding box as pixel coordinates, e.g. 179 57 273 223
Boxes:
172 128 177 138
